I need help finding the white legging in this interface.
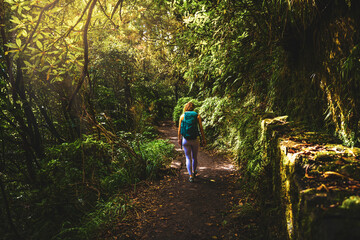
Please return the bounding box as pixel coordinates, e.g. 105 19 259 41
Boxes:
182 138 199 176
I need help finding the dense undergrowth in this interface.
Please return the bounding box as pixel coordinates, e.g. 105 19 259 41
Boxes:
1 130 176 240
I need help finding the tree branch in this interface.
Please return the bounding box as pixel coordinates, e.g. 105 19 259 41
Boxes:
111 0 124 20
98 0 120 28
67 0 98 111
49 0 92 48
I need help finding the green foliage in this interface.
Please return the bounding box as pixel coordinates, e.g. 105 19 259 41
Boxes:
45 135 111 183
59 138 175 239
138 139 175 179
132 81 177 125
102 138 175 193
341 196 360 210
198 96 263 167
336 44 360 146
55 195 131 240
91 44 136 131
198 97 230 148
1 136 114 239
0 132 175 239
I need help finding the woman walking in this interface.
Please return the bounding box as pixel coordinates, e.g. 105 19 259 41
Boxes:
178 102 206 182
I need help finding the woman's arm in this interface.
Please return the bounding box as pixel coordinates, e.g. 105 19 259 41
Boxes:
178 115 184 146
198 115 206 146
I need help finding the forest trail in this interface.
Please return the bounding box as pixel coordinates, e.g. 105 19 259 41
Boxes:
109 121 249 240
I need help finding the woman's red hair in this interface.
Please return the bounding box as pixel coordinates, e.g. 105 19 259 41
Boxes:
183 101 195 112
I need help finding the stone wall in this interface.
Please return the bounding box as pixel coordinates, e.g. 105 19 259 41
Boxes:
261 117 360 240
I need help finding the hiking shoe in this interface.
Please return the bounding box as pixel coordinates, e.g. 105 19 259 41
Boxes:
193 170 198 178
189 176 194 183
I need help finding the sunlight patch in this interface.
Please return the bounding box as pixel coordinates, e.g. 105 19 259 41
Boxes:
214 164 234 171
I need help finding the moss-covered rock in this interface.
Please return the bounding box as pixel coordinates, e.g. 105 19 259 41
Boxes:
277 127 360 240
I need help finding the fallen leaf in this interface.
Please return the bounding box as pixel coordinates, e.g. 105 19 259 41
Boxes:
316 184 329 192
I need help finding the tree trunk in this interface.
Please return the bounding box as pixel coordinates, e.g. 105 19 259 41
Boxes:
1 27 42 182
39 106 65 143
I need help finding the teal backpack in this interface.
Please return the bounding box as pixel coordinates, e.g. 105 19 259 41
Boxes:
180 111 200 140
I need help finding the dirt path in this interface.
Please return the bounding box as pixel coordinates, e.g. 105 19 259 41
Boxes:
109 122 253 240
144 122 237 240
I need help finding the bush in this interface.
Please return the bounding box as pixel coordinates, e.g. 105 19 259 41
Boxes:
138 139 175 179
198 96 230 146
45 135 112 186
0 135 116 240
55 195 132 240
1 132 176 240
102 138 175 193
